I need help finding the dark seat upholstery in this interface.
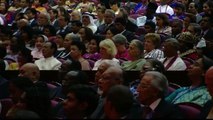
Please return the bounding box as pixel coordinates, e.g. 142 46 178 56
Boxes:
176 102 202 119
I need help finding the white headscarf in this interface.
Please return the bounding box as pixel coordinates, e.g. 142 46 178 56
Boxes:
82 12 97 33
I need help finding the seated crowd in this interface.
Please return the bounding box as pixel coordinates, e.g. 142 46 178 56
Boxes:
0 0 213 119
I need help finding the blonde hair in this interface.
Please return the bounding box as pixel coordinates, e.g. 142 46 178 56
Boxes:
99 39 117 57
144 33 161 48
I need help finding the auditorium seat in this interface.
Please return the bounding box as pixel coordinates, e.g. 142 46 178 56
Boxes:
176 102 202 119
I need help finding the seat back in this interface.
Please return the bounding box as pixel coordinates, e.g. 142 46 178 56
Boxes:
0 98 13 118
176 102 202 119
47 83 60 99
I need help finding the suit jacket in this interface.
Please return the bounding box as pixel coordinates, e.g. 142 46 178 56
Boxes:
56 25 72 35
30 19 38 28
144 99 185 119
126 20 138 33
122 30 136 43
96 23 113 35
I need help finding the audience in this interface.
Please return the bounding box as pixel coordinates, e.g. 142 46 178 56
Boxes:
35 41 62 70
104 85 134 119
137 71 184 119
0 0 213 119
63 84 99 119
121 39 146 71
166 55 213 107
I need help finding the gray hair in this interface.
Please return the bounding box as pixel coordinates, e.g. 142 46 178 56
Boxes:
105 9 115 18
130 39 144 57
145 71 168 97
65 33 81 42
164 38 180 51
112 34 128 45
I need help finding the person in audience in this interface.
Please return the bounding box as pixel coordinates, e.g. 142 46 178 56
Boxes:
138 20 156 42
117 7 138 33
96 9 115 35
155 0 174 16
6 77 34 118
201 0 213 16
121 39 146 71
70 10 81 21
83 34 102 62
20 82 51 118
95 4 106 27
177 32 199 64
104 85 134 119
144 33 164 60
43 25 57 42
112 34 130 61
92 39 119 70
31 35 48 61
166 55 213 107
58 59 81 83
56 14 71 35
105 26 119 40
56 33 80 62
70 40 90 70
171 2 185 20
183 13 196 32
55 32 66 55
61 70 89 98
187 2 202 23
171 19 183 38
109 0 120 15
35 41 62 70
155 13 172 37
81 12 97 33
18 63 40 83
114 17 135 43
8 48 33 70
200 66 213 119
161 38 187 71
63 84 99 119
70 20 82 35
78 27 93 49
130 58 166 97
90 66 123 119
137 71 184 119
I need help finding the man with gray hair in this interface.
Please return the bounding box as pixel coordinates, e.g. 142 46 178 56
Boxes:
137 71 184 119
96 9 115 35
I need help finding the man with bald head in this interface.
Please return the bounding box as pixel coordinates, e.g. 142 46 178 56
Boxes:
18 63 57 99
18 63 40 83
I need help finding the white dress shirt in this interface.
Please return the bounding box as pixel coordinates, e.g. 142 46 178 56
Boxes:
34 56 62 70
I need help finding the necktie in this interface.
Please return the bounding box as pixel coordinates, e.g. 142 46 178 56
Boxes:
142 106 153 119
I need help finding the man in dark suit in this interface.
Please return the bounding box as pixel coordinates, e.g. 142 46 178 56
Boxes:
25 8 38 28
137 71 185 119
56 15 71 35
114 17 136 42
96 9 115 35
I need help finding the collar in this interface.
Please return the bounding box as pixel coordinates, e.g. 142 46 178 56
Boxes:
44 56 54 60
149 98 162 111
29 18 35 23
